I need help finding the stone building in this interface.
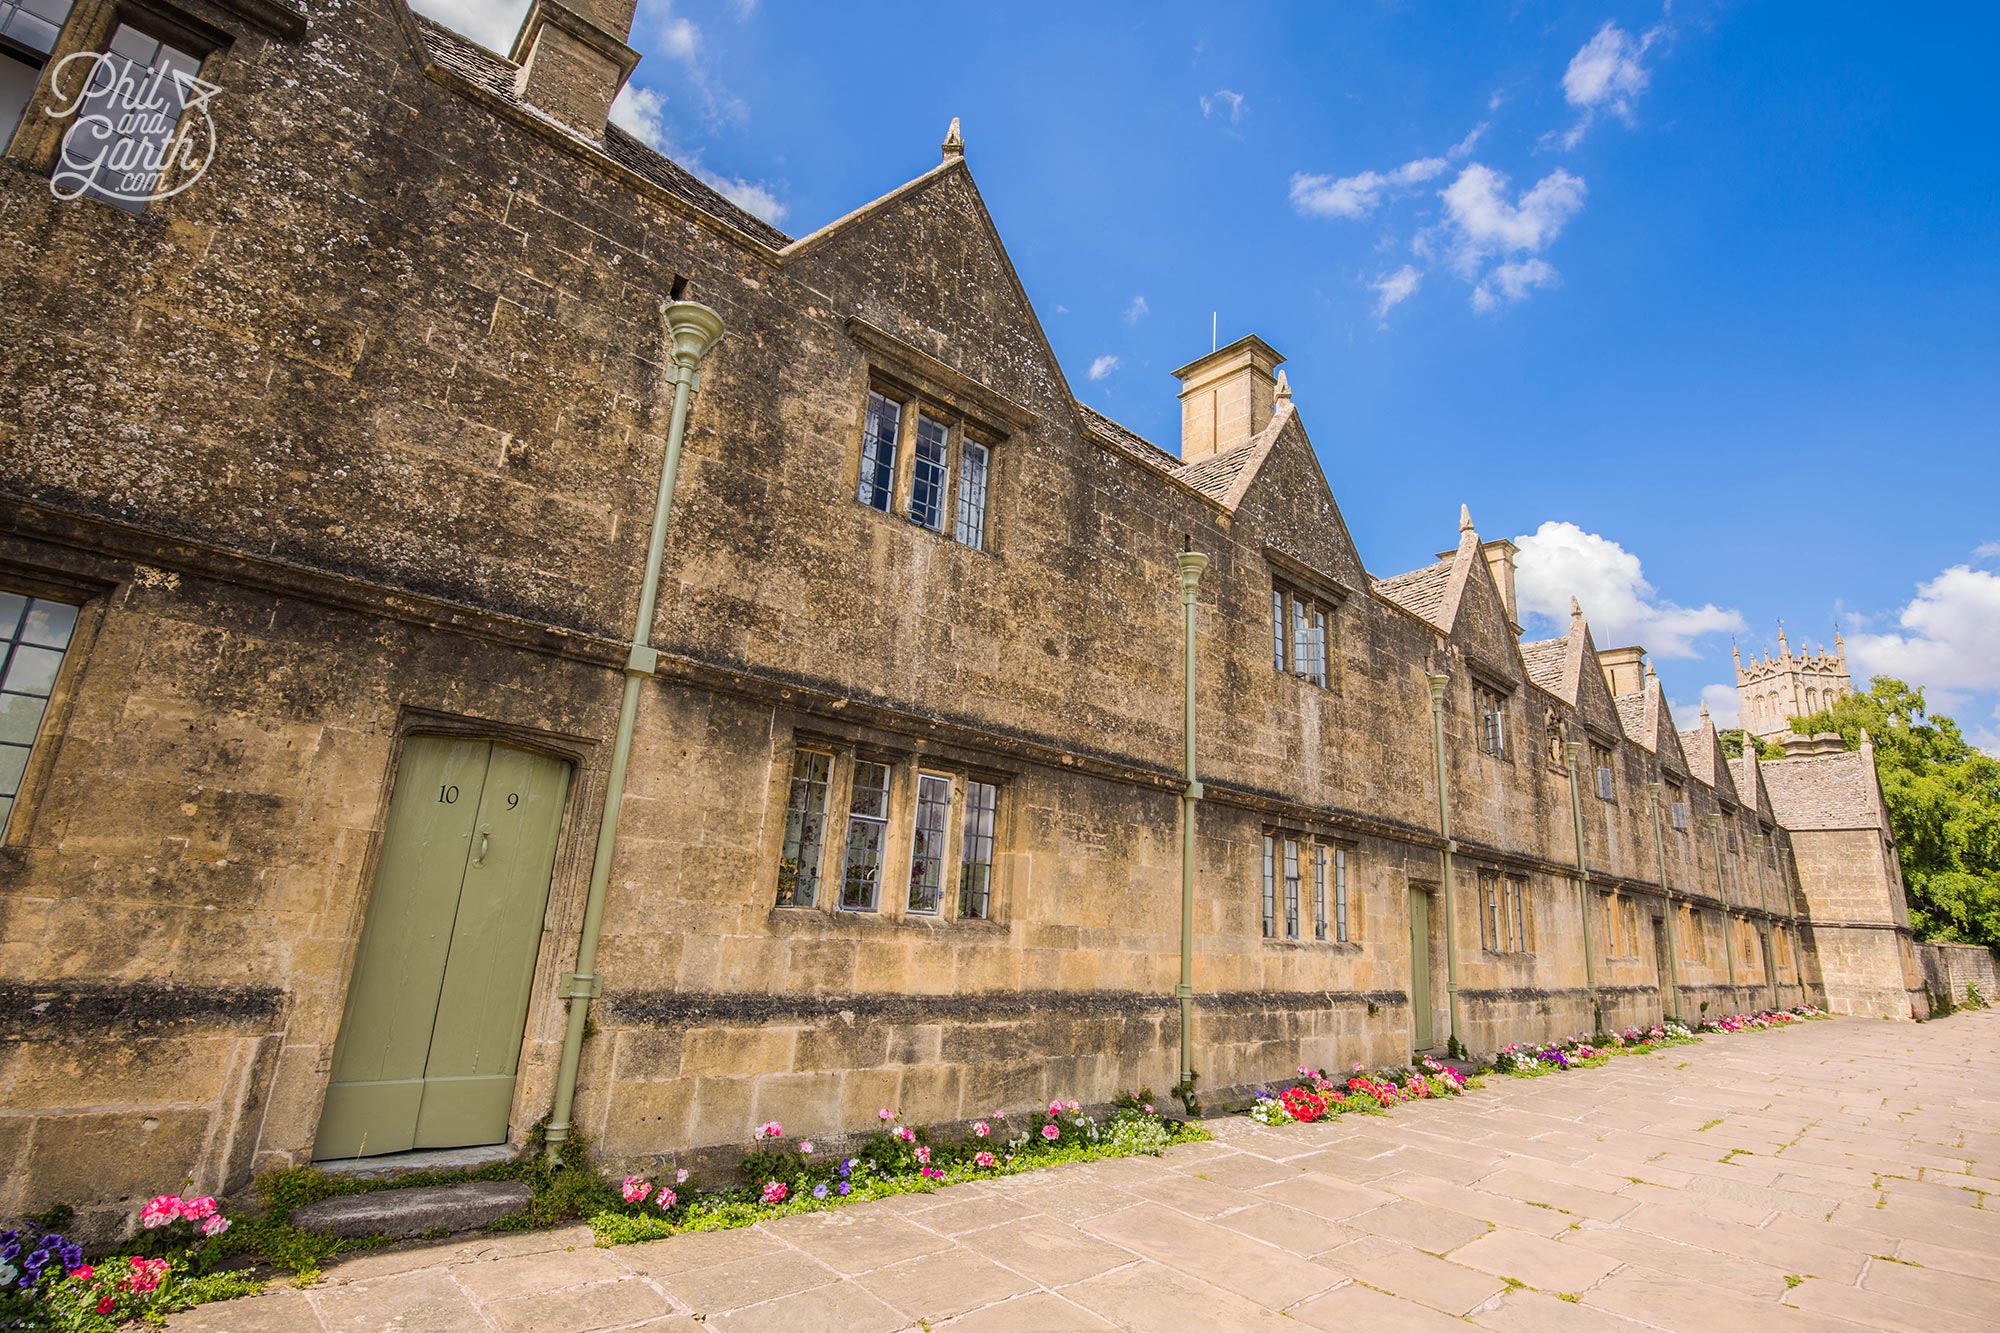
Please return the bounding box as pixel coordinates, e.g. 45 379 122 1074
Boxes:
1736 625 1853 742
0 0 1907 1235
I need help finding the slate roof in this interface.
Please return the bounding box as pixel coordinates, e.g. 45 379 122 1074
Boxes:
1520 638 1568 697
1372 560 1454 625
1762 751 1881 830
1614 692 1651 746
414 18 793 250
1175 442 1264 503
1079 406 1181 472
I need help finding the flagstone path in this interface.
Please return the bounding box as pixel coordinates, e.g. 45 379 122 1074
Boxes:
171 1009 2000 1332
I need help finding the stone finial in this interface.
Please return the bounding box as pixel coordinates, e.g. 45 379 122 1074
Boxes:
1731 638 1741 666
1835 625 1845 658
1459 503 1474 534
1777 620 1790 658
1274 368 1291 404
942 117 964 160
1570 595 1583 622
1699 702 1711 724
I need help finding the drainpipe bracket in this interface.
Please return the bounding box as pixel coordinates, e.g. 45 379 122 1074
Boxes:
625 644 660 676
1445 839 1458 854
1174 983 1194 1000
559 973 603 999
1184 779 1204 800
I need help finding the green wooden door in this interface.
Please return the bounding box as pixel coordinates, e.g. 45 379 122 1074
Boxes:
1409 889 1434 1050
318 737 571 1159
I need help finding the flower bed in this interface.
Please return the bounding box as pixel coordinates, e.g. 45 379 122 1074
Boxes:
1248 1058 1470 1126
0 1196 261 1332
592 1092 1202 1245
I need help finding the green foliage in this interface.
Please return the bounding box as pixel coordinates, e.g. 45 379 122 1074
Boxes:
1790 678 2000 948
1719 728 1785 761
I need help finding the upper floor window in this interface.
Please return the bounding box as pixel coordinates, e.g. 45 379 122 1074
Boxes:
1269 581 1331 687
1665 781 1690 832
50 21 208 214
0 592 78 836
1479 870 1531 953
1475 681 1509 759
854 387 992 549
0 0 71 148
1590 739 1615 801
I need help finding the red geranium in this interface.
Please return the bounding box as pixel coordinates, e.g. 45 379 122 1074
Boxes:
1279 1086 1328 1123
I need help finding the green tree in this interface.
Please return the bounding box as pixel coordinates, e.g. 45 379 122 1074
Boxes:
1791 679 2000 947
1718 728 1784 761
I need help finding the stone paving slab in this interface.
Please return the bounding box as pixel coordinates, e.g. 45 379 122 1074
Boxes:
169 1010 2000 1331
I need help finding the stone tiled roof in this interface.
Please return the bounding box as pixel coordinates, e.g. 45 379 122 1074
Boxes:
1520 638 1568 696
1175 442 1264 502
1372 560 1453 625
1614 692 1650 746
1762 751 1880 830
415 18 793 250
1079 406 1180 472
1679 731 1714 785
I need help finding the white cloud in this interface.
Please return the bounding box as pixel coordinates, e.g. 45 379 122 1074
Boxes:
1548 19 1668 149
1471 257 1559 311
1290 156 1448 220
1123 295 1150 324
1439 164 1587 275
610 83 668 149
1513 520 1745 658
1369 265 1421 319
1974 540 2000 559
1088 355 1121 381
1447 123 1487 160
704 175 786 224
727 0 757 16
1848 565 2000 696
407 0 528 50
660 14 699 59
1201 89 1246 122
1670 683 1742 730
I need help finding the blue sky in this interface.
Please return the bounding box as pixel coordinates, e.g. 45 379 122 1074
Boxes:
424 0 2000 748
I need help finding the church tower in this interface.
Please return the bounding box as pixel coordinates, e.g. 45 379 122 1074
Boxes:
1735 623 1854 743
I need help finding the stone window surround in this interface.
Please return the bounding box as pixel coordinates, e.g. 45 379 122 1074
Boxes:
1472 675 1511 761
1588 734 1617 803
1476 867 1533 955
0 563 107 857
1259 823 1360 948
1263 549 1346 695
768 727 1010 929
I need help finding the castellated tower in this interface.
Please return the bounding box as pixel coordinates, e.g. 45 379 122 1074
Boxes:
1736 624 1855 742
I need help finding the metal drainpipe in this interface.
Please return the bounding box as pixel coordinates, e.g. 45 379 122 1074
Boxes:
1711 815 1739 1011
1563 741 1599 1035
1751 832 1778 1010
544 300 725 1159
1647 782 1682 1022
1175 549 1207 1100
1425 671 1463 1049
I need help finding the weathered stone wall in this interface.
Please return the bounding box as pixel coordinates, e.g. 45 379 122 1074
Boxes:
0 0 1866 1227
1916 942 2000 1012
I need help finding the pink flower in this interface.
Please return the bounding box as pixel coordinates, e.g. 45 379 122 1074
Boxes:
1066 1100 1079 1112
69 1265 93 1283
181 1196 218 1221
896 1127 916 1142
921 1167 944 1180
676 1168 690 1184
1143 1104 1155 1114
201 1215 231 1237
915 1146 932 1165
123 1258 169 1294
655 1187 677 1209
139 1196 183 1229
973 1121 990 1138
1049 1100 1064 1115
622 1175 651 1203
1041 1123 1060 1141
761 1181 788 1205
799 1141 815 1155
995 1110 1006 1120
878 1108 895 1121
974 1151 996 1168
755 1120 783 1141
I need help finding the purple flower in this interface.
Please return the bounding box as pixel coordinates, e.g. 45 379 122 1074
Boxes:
838 1181 851 1196
812 1184 828 1200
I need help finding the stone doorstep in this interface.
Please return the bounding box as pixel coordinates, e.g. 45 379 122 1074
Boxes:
316 1145 520 1179
291 1180 533 1239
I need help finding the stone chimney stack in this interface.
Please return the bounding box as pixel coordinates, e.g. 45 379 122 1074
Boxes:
1481 539 1520 629
1599 645 1648 697
1172 335 1285 464
511 0 642 139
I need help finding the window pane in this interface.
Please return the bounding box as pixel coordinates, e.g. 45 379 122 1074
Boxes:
20 600 76 649
0 693 48 746
1335 848 1349 944
959 780 996 919
1292 598 1311 680
908 773 951 913
776 750 832 907
3 644 61 695
954 440 989 549
1271 591 1285 671
841 761 890 911
1313 845 1327 941
1261 835 1274 939
1310 609 1328 687
0 594 77 834
0 0 75 55
0 593 23 639
51 24 201 214
909 416 949 531
1282 839 1300 939
857 392 900 511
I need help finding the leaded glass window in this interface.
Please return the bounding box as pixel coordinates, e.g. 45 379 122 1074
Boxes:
1282 838 1301 939
1270 591 1285 671
1479 870 1502 951
841 761 890 911
954 440 989 549
0 592 77 837
909 415 949 531
857 392 900 511
959 780 996 919
50 23 202 214
1476 682 1508 757
1260 835 1275 939
1334 847 1349 943
907 772 951 913
775 749 832 907
0 0 73 148
1312 845 1328 941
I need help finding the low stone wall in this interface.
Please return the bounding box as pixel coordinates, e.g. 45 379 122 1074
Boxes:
1917 941 2000 1012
